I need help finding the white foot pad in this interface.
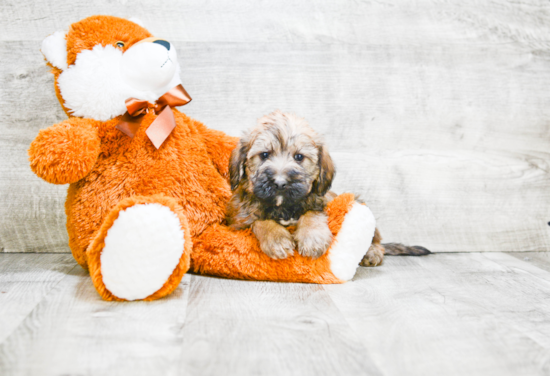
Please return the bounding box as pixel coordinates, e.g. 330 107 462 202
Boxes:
328 203 376 281
101 203 185 300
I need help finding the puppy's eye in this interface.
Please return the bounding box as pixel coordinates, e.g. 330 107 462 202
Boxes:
260 152 270 160
115 41 125 48
294 154 304 162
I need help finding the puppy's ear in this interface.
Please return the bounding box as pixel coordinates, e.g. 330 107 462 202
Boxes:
229 140 249 190
312 145 335 196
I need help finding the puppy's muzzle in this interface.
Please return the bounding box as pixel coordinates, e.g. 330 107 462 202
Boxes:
254 167 309 204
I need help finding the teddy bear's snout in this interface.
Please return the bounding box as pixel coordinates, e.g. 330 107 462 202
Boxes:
120 38 179 92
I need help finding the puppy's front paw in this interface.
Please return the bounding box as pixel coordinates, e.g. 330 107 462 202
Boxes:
260 235 295 260
252 220 295 259
294 218 333 259
260 228 295 260
360 243 384 267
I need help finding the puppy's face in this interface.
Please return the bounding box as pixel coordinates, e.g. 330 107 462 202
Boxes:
230 111 335 207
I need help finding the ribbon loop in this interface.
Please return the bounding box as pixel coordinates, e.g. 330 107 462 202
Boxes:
125 98 151 117
116 84 192 148
155 84 192 110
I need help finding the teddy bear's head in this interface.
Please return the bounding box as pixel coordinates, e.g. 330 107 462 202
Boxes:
41 15 184 121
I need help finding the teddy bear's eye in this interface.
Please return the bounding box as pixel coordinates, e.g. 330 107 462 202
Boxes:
115 41 125 48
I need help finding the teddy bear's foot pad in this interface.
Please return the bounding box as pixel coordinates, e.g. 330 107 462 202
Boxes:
100 203 185 301
328 203 376 281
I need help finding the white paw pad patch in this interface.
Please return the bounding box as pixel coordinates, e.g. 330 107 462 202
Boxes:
101 203 185 300
328 204 376 281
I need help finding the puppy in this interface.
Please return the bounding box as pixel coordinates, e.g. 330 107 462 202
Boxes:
226 111 335 259
226 110 429 265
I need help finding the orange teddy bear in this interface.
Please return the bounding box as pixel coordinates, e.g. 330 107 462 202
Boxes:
29 15 376 301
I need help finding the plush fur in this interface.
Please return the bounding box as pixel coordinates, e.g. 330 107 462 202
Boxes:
28 118 101 184
42 30 68 70
192 193 362 283
99 202 186 300
29 15 378 301
87 195 192 301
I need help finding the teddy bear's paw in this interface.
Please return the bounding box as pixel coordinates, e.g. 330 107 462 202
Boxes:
100 203 185 301
327 202 376 281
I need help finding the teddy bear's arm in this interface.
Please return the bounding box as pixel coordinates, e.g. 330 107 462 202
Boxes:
28 118 101 185
195 122 239 181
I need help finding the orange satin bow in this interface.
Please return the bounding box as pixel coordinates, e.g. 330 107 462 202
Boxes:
116 84 192 149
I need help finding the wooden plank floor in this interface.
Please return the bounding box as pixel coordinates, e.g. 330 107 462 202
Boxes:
1 252 550 376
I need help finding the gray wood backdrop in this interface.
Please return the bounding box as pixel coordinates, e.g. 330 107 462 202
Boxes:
1 0 550 254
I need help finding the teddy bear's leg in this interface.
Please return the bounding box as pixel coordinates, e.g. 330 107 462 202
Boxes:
86 195 192 301
191 193 375 283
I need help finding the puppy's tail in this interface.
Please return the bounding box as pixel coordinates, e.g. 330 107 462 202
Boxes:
383 243 431 256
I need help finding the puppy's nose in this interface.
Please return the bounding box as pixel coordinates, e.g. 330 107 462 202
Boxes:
273 177 287 190
153 39 171 50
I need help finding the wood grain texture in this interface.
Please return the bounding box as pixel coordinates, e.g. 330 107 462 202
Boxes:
177 275 381 376
0 254 75 343
509 251 550 273
3 253 550 375
0 265 192 376
2 0 550 253
325 253 550 376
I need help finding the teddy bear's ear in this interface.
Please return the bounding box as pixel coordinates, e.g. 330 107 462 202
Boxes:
129 17 145 28
41 30 68 70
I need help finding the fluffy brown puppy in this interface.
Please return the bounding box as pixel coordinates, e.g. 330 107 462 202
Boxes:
227 111 430 265
227 111 335 259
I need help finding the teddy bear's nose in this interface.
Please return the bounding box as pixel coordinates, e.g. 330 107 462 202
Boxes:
153 40 170 51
